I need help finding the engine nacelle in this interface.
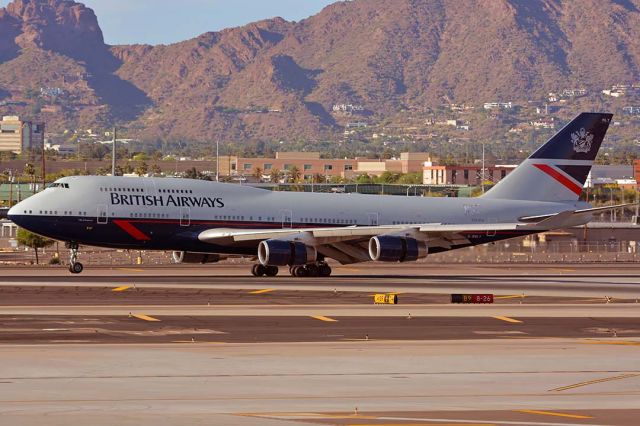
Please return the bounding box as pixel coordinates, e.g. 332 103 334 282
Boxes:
368 236 428 262
172 251 222 264
258 240 317 266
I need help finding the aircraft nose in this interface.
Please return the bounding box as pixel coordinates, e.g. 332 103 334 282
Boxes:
7 200 28 226
7 204 20 219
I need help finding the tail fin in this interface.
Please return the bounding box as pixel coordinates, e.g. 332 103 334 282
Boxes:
482 112 613 202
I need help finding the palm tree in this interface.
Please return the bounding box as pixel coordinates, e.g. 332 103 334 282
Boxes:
289 166 301 183
269 168 281 183
313 173 325 184
24 163 36 186
254 167 263 182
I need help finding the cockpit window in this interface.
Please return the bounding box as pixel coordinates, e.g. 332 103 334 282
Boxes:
48 183 70 189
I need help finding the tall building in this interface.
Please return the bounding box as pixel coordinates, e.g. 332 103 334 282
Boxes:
0 116 45 154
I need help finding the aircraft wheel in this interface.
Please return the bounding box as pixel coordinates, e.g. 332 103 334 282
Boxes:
318 264 332 277
265 266 279 277
305 264 319 277
251 263 266 277
70 262 84 274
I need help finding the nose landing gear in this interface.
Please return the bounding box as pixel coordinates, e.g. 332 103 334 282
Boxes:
67 242 83 274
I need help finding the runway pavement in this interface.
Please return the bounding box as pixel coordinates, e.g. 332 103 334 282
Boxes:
3 262 640 298
1 340 639 425
1 263 639 425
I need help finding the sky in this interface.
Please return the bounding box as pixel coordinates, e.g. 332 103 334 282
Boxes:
0 0 340 45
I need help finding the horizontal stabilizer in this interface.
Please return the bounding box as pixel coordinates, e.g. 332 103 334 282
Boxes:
519 203 637 223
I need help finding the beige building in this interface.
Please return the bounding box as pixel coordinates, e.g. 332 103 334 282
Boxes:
423 162 516 185
229 152 433 181
232 152 355 181
0 116 45 154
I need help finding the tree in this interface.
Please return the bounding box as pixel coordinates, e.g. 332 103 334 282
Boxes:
288 166 301 183
269 168 282 183
132 152 149 161
312 173 325 184
185 167 199 179
17 228 54 265
356 173 373 184
24 163 36 184
150 164 162 175
135 162 149 177
95 167 109 176
253 167 263 181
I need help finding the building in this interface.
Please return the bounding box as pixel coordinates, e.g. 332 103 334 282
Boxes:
423 162 516 185
589 164 635 188
483 102 513 110
0 116 45 154
44 142 77 156
630 161 640 188
230 152 433 181
232 152 356 181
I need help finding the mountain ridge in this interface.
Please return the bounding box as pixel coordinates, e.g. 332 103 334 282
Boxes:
0 0 639 142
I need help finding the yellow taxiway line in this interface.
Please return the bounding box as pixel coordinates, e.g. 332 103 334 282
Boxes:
516 409 593 419
131 313 161 322
310 315 338 322
550 373 640 392
493 316 523 323
249 289 275 294
350 424 494 426
581 340 640 346
112 285 131 292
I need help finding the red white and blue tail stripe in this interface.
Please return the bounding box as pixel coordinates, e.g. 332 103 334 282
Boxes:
483 113 612 202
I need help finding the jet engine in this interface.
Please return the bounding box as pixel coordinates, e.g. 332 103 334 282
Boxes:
258 240 317 266
172 251 222 264
368 235 428 262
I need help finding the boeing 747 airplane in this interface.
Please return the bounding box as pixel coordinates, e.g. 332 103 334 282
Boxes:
8 113 625 276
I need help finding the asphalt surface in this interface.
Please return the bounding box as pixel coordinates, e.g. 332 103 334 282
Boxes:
1 263 640 425
2 314 640 344
0 285 626 306
3 263 640 299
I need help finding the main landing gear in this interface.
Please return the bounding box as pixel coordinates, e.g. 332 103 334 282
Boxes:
67 242 84 274
290 262 332 278
250 262 332 277
251 264 279 277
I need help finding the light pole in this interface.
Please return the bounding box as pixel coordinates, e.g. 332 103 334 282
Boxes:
216 140 219 182
406 185 413 196
481 142 485 194
610 186 614 222
111 127 117 176
6 170 13 208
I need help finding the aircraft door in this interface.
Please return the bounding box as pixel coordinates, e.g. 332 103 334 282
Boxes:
180 207 191 227
367 212 379 226
486 216 497 237
97 204 108 224
281 209 293 229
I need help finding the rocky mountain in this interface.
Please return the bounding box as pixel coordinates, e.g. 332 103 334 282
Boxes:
0 0 639 142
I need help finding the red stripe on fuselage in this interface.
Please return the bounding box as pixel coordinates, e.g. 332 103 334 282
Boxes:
533 164 583 196
113 220 151 241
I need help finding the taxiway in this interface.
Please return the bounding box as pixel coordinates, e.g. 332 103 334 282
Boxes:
0 263 639 426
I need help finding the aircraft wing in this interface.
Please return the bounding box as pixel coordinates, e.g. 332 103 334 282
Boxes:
197 207 603 264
